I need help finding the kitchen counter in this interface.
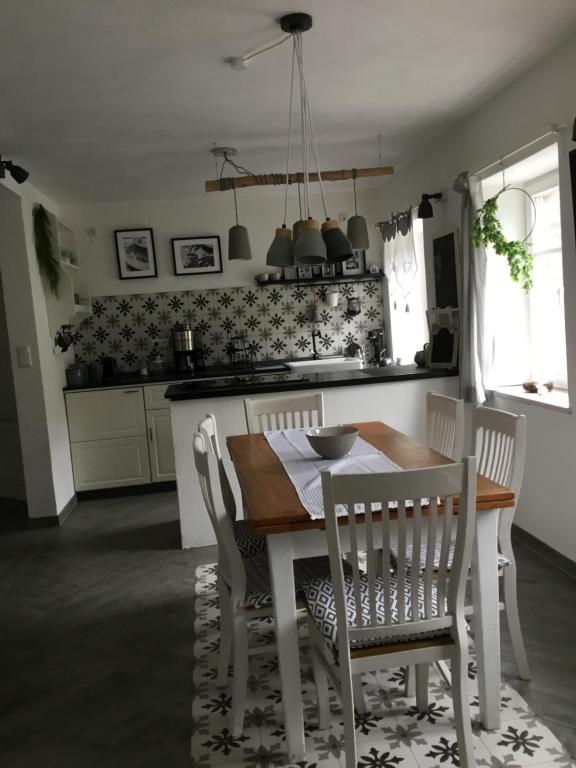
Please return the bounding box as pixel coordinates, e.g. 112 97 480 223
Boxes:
164 364 457 401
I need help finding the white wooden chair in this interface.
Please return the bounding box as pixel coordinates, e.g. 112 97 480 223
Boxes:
304 459 477 768
475 405 529 679
427 391 465 460
244 391 324 433
193 433 333 735
198 414 266 558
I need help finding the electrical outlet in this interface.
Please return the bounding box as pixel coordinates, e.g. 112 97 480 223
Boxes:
16 345 32 368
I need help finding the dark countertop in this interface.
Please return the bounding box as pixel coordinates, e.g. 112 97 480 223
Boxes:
164 364 457 402
62 360 292 392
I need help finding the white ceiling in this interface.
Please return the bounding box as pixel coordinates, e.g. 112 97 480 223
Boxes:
2 0 576 203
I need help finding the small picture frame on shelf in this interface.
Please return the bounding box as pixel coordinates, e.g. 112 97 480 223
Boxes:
321 263 336 278
341 249 366 276
172 236 222 276
312 266 323 277
297 266 313 280
115 228 157 279
283 267 298 281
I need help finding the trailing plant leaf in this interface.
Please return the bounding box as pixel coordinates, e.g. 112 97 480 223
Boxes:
472 190 533 292
33 203 61 296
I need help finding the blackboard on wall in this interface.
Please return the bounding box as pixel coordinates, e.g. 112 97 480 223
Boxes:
432 232 458 308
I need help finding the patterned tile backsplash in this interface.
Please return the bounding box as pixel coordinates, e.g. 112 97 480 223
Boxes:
74 280 384 371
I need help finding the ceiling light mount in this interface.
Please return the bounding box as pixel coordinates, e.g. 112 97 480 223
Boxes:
211 146 238 159
279 13 313 34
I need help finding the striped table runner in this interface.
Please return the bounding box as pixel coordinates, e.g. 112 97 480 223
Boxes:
264 428 402 520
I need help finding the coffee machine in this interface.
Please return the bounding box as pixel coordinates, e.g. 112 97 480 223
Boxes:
172 324 204 373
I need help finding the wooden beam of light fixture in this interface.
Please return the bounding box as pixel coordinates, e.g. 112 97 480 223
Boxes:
204 165 394 193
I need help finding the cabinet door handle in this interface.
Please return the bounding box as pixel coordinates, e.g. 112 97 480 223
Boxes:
124 389 139 394
149 427 154 442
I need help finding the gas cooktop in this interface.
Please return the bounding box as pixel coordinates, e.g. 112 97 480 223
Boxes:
181 371 310 391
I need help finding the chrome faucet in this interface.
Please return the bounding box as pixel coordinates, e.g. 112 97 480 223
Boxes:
311 328 323 360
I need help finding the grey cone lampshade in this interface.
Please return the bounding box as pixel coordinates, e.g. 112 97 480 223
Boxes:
322 218 354 264
293 218 326 265
228 224 252 260
347 214 370 250
292 218 306 241
266 225 294 266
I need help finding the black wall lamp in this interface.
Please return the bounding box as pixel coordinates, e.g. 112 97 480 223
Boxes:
417 191 442 219
0 156 29 184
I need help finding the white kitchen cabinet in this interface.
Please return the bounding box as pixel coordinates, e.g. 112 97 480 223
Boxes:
66 388 146 442
147 409 176 482
144 383 174 410
70 436 151 491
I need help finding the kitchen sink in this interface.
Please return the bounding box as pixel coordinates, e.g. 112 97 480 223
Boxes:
287 356 363 374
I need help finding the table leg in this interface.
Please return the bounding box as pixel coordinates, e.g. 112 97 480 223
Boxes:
471 508 501 730
267 533 306 762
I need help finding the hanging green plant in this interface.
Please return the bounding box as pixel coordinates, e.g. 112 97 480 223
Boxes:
472 186 535 292
33 203 61 296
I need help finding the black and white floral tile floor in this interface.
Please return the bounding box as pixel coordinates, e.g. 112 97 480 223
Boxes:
192 564 574 768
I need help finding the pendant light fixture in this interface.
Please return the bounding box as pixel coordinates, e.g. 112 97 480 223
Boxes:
228 180 252 260
347 170 370 250
267 39 296 267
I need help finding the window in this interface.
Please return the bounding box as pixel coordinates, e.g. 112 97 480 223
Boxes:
480 143 568 393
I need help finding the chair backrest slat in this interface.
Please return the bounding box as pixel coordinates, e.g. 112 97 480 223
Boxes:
198 413 237 522
244 392 325 434
426 392 465 460
322 460 477 649
193 433 246 598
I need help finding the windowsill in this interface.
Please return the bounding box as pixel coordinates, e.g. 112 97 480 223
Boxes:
489 385 571 413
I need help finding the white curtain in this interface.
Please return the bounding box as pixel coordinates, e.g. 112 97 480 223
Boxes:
453 172 492 404
382 211 428 364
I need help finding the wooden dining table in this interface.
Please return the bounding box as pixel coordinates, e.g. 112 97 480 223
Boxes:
227 420 514 763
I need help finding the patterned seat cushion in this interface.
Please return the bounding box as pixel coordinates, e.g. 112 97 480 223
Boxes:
302 571 449 650
389 541 511 572
243 554 336 610
233 520 267 558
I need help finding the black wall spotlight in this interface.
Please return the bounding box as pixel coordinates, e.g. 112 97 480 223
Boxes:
417 191 442 219
0 156 29 184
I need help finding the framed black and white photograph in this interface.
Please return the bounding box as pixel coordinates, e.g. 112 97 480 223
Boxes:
283 266 298 281
172 236 222 276
297 266 313 280
341 249 366 276
115 228 157 279
321 263 336 278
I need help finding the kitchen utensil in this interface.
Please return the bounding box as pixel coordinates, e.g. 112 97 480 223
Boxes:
65 363 88 388
325 289 339 307
347 296 361 316
305 425 359 459
102 356 119 384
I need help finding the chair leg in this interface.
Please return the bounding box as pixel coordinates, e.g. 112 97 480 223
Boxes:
310 645 331 730
231 610 249 737
451 624 476 768
216 577 232 686
341 669 358 768
502 562 530 680
404 665 416 698
415 664 429 713
352 674 368 714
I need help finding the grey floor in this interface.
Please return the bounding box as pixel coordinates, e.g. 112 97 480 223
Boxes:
0 492 574 767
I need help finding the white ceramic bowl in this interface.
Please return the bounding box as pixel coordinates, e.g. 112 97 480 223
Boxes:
305 426 359 459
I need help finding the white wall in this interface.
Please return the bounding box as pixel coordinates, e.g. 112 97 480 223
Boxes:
364 33 576 561
0 273 25 500
61 185 380 296
0 181 75 519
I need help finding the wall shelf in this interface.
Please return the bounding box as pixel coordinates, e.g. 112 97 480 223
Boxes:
255 273 382 288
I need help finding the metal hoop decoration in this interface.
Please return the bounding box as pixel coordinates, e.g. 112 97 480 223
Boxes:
494 185 537 244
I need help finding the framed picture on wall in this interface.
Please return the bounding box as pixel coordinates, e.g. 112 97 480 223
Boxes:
341 249 365 276
172 236 222 276
115 228 157 279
